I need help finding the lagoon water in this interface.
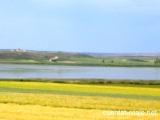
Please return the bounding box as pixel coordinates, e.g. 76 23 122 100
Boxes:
0 64 160 80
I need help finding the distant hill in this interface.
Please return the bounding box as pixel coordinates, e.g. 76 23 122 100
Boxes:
0 49 92 61
0 49 160 67
0 49 160 60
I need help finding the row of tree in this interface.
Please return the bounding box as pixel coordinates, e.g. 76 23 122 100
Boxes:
102 58 160 65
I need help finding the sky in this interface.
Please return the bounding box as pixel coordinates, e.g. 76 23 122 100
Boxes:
0 0 160 53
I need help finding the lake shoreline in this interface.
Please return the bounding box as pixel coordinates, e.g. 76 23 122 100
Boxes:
1 79 160 86
1 62 160 68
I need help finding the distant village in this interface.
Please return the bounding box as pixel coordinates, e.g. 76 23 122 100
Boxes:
11 48 26 52
11 48 59 62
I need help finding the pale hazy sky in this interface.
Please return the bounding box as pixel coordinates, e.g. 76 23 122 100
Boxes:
0 0 160 53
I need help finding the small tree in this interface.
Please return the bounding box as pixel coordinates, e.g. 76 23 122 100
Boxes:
102 59 105 64
110 60 114 63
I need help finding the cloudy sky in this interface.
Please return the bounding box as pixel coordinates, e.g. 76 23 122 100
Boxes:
0 0 160 53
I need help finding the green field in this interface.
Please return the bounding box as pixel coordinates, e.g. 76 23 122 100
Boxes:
0 57 158 67
0 80 160 120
